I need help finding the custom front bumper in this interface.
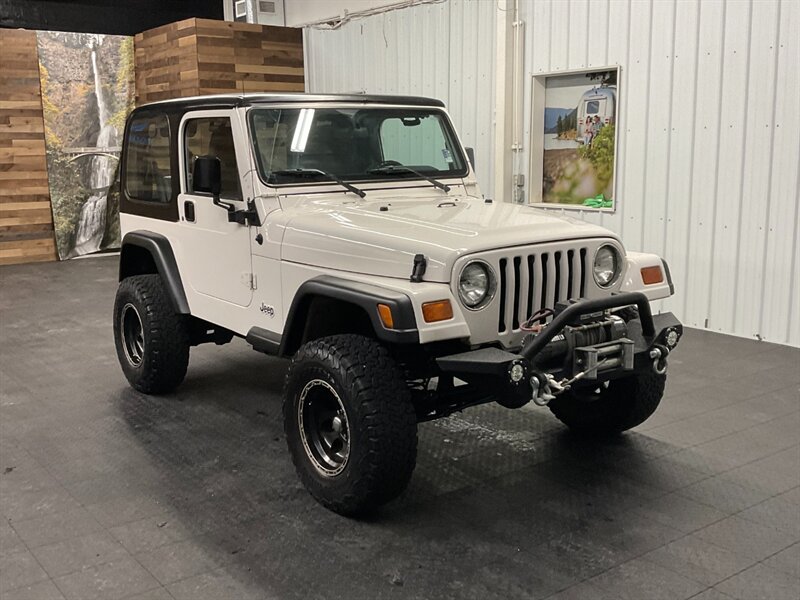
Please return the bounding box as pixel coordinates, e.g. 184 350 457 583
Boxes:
436 292 682 406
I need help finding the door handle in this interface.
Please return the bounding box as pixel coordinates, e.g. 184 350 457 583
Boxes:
184 201 195 222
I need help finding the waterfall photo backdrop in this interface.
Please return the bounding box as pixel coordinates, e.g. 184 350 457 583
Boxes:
36 32 134 259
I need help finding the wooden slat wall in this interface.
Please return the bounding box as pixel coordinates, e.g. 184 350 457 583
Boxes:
195 20 304 95
0 29 57 266
134 19 200 104
135 18 304 105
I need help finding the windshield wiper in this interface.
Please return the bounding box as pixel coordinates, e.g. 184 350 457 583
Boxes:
367 165 451 194
269 168 366 198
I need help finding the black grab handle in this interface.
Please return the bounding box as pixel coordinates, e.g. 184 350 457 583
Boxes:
520 292 655 361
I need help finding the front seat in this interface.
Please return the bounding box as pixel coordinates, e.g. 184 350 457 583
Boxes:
297 113 360 175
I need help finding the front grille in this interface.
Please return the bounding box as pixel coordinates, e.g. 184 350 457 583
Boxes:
496 246 588 334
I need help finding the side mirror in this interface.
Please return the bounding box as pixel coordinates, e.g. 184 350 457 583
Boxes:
192 155 240 219
193 156 221 197
465 147 475 168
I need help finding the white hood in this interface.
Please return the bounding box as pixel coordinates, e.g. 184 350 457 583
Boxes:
279 194 620 283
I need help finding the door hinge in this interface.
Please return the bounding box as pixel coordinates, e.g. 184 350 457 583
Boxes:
242 272 257 290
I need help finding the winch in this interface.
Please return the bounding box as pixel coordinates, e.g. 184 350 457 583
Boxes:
522 300 632 378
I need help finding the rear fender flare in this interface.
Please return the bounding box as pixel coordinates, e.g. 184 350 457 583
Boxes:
119 231 190 314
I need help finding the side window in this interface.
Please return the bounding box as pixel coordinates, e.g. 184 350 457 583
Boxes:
379 116 452 171
184 117 242 200
125 114 171 203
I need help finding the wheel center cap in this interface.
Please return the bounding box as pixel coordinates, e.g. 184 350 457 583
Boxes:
331 415 343 433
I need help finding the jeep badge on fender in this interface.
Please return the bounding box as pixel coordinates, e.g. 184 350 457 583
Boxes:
113 93 681 516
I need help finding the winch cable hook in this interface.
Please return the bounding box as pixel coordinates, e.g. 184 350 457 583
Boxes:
530 357 611 407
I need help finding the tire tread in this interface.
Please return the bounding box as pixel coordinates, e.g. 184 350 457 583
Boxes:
283 334 417 515
114 274 189 394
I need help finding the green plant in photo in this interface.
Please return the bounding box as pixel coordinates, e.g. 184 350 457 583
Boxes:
109 37 135 131
578 124 615 193
38 63 62 149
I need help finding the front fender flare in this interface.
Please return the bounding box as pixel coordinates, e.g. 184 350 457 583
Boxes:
279 275 420 355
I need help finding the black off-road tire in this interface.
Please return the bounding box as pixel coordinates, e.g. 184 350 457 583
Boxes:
283 334 418 516
113 274 190 394
548 369 666 436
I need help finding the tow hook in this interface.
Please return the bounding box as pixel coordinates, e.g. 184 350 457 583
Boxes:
650 344 669 375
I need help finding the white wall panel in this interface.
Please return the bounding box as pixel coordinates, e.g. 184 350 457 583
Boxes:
761 0 800 345
304 0 799 346
682 0 725 330
734 0 779 339
663 0 699 326
304 0 496 194
521 0 799 346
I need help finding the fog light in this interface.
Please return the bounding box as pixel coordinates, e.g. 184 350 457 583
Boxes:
665 328 679 347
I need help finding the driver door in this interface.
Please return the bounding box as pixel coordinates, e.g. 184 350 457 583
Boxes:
178 110 253 308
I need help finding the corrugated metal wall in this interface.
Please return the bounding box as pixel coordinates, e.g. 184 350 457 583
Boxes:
304 0 497 195
520 0 799 347
304 0 800 346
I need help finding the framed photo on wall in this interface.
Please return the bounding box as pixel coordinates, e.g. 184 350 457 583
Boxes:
530 66 620 211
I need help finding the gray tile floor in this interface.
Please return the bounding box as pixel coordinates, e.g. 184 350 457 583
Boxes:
0 255 798 600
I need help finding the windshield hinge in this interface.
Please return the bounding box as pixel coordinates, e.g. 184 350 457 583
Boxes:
228 199 262 227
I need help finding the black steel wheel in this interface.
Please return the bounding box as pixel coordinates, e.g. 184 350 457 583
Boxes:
298 378 351 477
120 303 145 367
113 274 190 394
284 334 418 516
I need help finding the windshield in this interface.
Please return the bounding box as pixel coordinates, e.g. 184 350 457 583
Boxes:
248 107 467 185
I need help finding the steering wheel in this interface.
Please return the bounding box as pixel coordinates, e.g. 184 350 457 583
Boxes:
375 160 402 168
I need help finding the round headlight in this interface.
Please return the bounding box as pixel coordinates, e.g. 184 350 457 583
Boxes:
458 261 496 309
593 245 621 287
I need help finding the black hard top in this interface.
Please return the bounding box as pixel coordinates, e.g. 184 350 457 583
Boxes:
133 93 446 114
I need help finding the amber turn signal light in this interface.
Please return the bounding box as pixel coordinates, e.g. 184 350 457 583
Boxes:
422 300 454 323
641 265 664 285
377 304 394 329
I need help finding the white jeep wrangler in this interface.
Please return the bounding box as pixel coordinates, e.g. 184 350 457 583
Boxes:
114 93 682 515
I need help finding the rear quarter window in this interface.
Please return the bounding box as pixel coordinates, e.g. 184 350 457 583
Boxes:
125 114 172 203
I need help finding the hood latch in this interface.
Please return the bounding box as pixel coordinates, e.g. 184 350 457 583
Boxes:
410 254 427 283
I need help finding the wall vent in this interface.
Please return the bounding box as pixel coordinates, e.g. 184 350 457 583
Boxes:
229 0 284 25
234 0 247 20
